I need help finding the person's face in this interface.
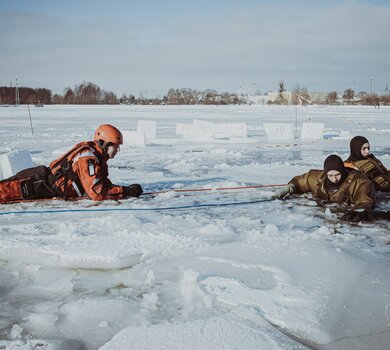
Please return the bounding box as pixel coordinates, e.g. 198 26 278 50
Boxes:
106 144 120 159
361 142 370 158
327 170 342 184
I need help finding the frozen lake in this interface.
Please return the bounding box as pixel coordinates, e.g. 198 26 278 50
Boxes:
1 104 390 349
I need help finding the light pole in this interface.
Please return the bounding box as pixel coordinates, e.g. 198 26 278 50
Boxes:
15 77 20 105
370 77 373 94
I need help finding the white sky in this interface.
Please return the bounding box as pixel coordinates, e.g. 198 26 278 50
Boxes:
0 0 389 97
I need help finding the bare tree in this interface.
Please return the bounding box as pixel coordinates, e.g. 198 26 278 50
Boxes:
274 80 287 104
326 91 338 104
343 88 355 104
63 87 75 104
292 85 310 105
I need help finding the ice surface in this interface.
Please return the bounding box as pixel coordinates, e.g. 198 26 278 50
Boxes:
191 119 216 139
176 119 247 140
137 120 157 140
0 105 389 350
214 122 247 139
122 130 146 147
10 324 23 339
300 122 324 140
99 313 306 350
263 123 295 140
0 339 82 350
0 149 34 180
176 122 194 138
0 234 142 269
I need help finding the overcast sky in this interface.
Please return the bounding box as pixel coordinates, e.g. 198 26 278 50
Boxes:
0 0 389 97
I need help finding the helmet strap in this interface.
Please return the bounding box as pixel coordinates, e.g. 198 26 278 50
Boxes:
97 140 115 157
97 139 107 150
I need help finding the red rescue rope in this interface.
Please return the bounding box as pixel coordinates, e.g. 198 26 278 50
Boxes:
1 184 287 205
143 183 287 195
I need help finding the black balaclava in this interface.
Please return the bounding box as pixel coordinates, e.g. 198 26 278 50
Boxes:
323 154 348 189
348 136 369 161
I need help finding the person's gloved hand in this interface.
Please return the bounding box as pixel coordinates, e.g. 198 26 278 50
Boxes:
272 184 296 200
341 209 373 222
123 184 143 198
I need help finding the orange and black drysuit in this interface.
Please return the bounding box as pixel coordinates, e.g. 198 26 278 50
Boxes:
0 141 125 204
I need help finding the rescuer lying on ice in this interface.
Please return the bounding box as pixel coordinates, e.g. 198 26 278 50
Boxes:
344 135 390 193
273 154 390 222
0 124 143 204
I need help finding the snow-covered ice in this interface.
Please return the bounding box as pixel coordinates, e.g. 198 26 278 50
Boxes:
263 122 295 140
122 130 146 147
300 122 324 140
176 119 247 140
0 104 390 349
137 120 157 141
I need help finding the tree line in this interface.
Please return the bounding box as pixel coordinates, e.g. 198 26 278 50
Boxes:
0 86 52 104
1 81 389 105
0 82 243 105
268 80 390 106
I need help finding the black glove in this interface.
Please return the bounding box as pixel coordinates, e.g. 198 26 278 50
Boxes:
341 209 373 222
123 184 143 198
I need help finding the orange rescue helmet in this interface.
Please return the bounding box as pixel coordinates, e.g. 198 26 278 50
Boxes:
94 124 123 149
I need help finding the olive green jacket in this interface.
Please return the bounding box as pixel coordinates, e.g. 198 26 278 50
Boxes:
289 169 375 209
344 155 390 192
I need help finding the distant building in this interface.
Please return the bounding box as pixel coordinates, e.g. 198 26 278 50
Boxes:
245 95 269 105
267 91 335 105
308 92 327 104
267 91 293 104
240 91 348 105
